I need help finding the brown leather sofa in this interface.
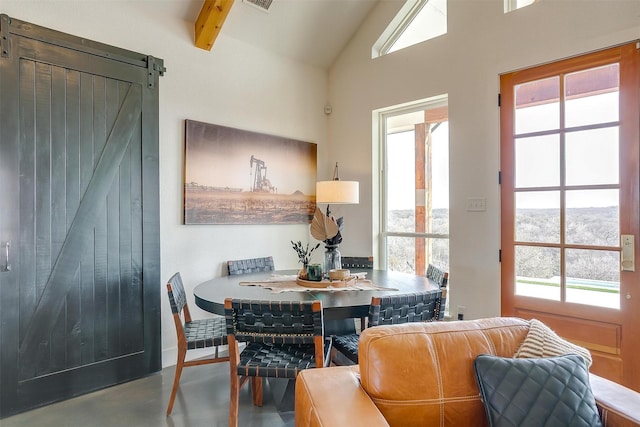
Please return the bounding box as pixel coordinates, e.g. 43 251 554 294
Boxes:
295 317 640 427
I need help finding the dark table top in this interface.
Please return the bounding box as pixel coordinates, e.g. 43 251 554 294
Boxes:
194 269 441 321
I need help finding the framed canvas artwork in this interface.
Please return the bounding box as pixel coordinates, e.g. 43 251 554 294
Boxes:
184 120 317 224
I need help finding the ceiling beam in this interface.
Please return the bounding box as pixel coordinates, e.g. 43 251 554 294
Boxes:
195 0 235 51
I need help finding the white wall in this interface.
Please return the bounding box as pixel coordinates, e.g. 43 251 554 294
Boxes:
0 0 330 366
329 0 640 320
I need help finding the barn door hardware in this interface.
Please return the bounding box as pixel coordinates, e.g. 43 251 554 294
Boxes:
0 14 10 58
1 241 11 272
146 55 166 89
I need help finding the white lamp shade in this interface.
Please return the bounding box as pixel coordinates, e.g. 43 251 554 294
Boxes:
315 180 359 204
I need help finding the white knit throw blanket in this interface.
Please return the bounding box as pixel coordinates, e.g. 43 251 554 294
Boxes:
514 318 593 367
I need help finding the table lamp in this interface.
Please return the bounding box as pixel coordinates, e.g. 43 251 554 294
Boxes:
312 163 359 273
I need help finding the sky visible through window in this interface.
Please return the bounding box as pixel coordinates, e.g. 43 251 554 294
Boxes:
515 91 619 209
387 123 449 210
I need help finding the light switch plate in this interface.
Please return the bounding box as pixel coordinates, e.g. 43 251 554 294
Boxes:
466 197 486 212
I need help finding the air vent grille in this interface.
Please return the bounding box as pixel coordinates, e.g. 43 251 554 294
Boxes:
243 0 273 12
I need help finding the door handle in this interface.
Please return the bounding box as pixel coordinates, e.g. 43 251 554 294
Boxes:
1 241 11 272
621 235 634 272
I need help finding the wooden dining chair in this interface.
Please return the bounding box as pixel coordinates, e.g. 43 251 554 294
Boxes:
224 298 331 427
332 290 443 364
426 264 449 320
165 272 229 416
227 256 275 275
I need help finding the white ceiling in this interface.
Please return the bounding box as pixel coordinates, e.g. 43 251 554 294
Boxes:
185 0 379 69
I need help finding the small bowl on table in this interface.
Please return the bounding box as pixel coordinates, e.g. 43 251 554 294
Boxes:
328 269 350 281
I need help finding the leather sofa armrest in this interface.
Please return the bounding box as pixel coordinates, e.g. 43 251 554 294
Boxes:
295 366 390 427
591 373 640 427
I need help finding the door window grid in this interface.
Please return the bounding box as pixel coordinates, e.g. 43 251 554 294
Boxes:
508 59 622 309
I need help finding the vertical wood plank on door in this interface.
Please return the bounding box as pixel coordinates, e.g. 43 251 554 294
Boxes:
18 59 36 360
105 78 122 359
65 69 82 370
119 80 136 354
93 75 108 362
34 62 53 375
79 71 95 365
126 117 143 354
50 65 68 373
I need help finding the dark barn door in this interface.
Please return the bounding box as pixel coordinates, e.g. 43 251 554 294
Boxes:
0 15 163 417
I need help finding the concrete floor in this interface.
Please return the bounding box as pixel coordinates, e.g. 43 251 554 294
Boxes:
1 362 294 427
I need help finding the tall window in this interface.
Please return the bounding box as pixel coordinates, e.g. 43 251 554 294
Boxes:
373 0 447 58
378 97 449 276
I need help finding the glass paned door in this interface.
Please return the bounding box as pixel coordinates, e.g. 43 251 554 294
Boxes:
512 62 621 309
500 42 640 391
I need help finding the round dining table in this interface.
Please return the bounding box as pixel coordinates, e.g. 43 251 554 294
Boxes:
193 268 441 331
194 268 442 411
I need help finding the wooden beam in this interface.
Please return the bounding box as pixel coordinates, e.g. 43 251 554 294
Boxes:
195 0 235 51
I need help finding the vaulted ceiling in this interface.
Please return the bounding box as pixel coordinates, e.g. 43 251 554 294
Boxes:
189 0 379 69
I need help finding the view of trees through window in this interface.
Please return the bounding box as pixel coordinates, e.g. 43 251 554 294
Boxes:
383 103 449 276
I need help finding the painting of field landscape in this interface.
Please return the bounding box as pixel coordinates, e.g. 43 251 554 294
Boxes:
184 120 317 224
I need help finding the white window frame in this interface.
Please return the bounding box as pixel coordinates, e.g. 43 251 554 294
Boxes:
374 95 449 271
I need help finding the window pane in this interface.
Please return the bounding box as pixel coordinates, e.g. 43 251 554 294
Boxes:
515 191 560 243
565 248 620 309
565 127 619 186
565 64 619 128
387 236 449 275
566 189 619 246
515 77 559 134
386 119 449 235
388 0 447 54
515 245 560 300
515 134 559 188
387 130 415 233
430 122 449 234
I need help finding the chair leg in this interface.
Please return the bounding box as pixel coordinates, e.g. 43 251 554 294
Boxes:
167 347 186 416
251 377 263 406
229 372 240 427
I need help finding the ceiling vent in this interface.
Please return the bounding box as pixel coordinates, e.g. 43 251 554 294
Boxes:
242 0 273 13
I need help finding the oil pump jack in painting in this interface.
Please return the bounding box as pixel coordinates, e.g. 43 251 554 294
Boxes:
250 155 277 193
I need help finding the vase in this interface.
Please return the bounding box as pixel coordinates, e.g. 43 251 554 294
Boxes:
324 245 342 275
298 263 308 279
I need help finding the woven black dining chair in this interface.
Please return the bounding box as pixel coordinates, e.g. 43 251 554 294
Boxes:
165 272 229 416
426 263 449 320
332 290 443 364
227 256 275 275
224 298 331 427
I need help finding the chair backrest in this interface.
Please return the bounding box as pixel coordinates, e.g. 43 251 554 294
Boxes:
341 256 374 269
224 299 324 345
368 290 442 328
426 264 448 320
426 264 448 287
167 272 192 327
227 256 275 275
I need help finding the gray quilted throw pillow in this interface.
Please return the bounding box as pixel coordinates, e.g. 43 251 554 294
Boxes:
474 354 603 427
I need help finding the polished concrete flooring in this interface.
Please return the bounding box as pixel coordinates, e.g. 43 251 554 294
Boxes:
1 361 294 427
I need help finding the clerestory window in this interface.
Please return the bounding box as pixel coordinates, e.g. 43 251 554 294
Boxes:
373 0 447 58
